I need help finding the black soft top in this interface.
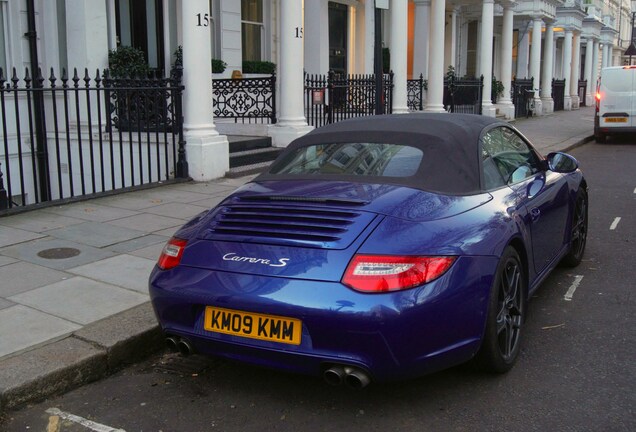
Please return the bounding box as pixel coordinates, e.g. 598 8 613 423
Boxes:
257 113 505 195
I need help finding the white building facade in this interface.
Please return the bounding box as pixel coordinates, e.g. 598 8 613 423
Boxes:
0 0 633 182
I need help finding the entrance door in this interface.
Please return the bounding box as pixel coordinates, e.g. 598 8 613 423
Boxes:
115 0 165 71
329 2 348 74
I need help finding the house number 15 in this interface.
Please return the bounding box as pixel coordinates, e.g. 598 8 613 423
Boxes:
196 13 210 27
295 27 303 38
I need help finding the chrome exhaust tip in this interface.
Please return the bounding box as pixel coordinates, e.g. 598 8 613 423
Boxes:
344 367 371 389
165 336 179 353
177 338 194 356
323 365 346 386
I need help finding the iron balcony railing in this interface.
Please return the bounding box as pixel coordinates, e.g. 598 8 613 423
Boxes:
212 73 277 124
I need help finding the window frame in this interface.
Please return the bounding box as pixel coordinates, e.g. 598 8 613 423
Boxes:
479 125 545 192
241 0 266 63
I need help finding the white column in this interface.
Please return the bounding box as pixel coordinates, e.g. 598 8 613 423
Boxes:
602 43 609 68
517 23 530 78
529 17 543 115
570 31 581 109
412 0 430 79
497 4 514 119
563 29 573 110
364 1 375 74
480 0 496 117
269 0 313 147
390 0 409 113
424 0 446 112
181 0 229 180
584 38 594 106
540 23 554 114
304 0 329 74
65 0 109 71
592 40 600 96
444 8 458 70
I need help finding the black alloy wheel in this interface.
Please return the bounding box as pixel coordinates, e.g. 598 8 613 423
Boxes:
475 246 525 373
561 188 588 267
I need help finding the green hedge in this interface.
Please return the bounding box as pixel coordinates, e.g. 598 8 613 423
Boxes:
108 46 150 78
242 60 276 74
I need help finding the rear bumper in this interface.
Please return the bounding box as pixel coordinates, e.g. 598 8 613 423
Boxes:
149 255 498 381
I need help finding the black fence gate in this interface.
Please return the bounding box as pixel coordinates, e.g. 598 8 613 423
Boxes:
407 74 425 111
304 71 394 128
552 79 566 111
512 78 534 118
443 76 484 114
0 67 187 213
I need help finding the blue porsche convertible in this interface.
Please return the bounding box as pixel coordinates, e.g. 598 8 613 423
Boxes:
149 113 587 388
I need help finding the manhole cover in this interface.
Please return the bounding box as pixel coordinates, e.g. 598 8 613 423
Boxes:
37 247 81 259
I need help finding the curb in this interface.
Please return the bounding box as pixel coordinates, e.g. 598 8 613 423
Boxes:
0 302 162 413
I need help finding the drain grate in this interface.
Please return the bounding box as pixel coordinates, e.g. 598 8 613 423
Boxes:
37 247 81 260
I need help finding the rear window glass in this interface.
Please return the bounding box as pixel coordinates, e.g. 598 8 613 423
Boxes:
269 143 423 177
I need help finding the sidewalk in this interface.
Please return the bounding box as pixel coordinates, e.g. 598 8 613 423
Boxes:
0 106 595 412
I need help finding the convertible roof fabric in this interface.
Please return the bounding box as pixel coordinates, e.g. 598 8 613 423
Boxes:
258 113 506 195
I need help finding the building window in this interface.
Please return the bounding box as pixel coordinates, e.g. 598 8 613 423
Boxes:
114 0 165 70
0 0 8 72
241 0 263 61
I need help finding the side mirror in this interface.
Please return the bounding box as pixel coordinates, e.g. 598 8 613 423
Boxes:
546 152 579 173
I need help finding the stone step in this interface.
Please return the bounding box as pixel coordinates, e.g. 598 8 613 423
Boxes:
226 160 275 178
228 135 272 153
229 147 283 168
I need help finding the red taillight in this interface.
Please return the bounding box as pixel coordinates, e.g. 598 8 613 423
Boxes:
157 238 187 270
342 255 456 293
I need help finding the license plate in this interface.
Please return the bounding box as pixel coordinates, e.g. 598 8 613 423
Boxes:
204 306 302 345
605 117 627 123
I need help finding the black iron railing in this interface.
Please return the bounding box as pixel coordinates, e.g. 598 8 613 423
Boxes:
407 74 425 111
304 71 394 128
578 79 587 107
212 74 276 124
552 78 566 112
0 66 186 213
443 76 484 114
512 78 534 118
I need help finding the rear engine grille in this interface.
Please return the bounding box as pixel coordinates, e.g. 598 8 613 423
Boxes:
201 204 375 248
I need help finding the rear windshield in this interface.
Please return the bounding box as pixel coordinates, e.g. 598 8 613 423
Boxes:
269 142 423 177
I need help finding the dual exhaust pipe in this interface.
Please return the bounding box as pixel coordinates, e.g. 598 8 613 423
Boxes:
165 335 194 356
166 336 370 388
323 365 371 389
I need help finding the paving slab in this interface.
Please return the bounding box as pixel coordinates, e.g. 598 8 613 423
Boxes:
0 227 45 248
167 181 238 194
105 234 168 254
41 202 140 222
0 256 18 267
45 221 148 248
93 194 169 210
0 298 15 311
0 238 116 270
135 189 213 204
142 202 210 219
0 212 85 233
0 337 106 411
0 305 80 359
151 226 181 238
9 277 148 325
128 242 165 261
191 195 228 209
68 254 157 294
0 261 70 297
106 213 185 233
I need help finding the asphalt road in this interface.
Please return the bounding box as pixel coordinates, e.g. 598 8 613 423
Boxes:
2 141 635 432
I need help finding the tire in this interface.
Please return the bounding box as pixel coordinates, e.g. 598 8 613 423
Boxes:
474 246 525 373
561 188 588 268
594 133 606 143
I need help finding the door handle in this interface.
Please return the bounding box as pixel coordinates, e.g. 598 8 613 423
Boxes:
530 208 541 221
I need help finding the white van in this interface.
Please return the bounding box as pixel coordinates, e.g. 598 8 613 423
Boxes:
594 66 636 142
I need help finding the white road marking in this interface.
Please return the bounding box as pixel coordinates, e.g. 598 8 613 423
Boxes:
564 275 584 301
45 408 126 432
610 217 621 230
633 187 636 194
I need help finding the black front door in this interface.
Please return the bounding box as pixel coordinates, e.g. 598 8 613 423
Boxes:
329 2 347 74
